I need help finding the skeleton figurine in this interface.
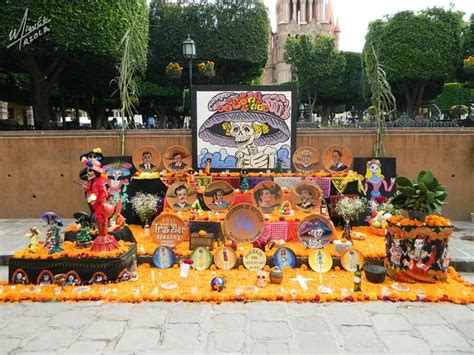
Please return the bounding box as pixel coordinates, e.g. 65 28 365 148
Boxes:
223 121 277 169
413 237 425 260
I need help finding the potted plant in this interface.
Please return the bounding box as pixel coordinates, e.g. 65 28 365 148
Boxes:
335 196 367 242
389 170 447 221
385 170 451 283
197 60 215 78
131 192 160 226
165 62 183 80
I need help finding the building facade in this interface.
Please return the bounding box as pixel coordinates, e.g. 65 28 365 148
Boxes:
263 0 340 85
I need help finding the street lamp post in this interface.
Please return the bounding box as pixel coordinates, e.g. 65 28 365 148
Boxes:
182 34 196 88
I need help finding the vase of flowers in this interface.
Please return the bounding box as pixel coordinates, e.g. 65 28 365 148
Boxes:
131 192 160 226
166 62 183 80
335 196 367 242
197 60 215 78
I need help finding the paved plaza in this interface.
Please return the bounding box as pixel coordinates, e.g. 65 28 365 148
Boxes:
0 219 473 354
0 300 473 354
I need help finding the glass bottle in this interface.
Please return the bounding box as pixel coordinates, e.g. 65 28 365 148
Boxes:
342 219 353 243
144 219 150 237
354 265 362 292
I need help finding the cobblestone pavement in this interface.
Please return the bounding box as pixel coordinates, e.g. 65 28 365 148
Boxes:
0 301 473 354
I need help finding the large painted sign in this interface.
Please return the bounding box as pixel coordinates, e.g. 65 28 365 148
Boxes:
192 86 297 171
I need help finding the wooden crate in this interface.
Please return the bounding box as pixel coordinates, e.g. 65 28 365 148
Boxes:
189 232 214 250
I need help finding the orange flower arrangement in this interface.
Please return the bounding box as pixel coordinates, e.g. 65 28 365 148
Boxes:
13 241 132 260
425 215 451 227
1 264 472 304
388 215 424 227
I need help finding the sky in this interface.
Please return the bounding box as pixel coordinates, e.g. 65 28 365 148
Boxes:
263 0 474 53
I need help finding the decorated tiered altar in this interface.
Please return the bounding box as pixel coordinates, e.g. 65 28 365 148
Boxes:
3 86 473 305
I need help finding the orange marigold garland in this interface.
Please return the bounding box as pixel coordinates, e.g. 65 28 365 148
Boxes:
0 264 472 304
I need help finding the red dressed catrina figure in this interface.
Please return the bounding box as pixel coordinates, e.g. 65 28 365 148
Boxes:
82 158 119 252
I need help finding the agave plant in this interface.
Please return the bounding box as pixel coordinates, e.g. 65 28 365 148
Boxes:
390 170 447 220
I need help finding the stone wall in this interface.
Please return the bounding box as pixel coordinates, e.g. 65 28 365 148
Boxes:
0 128 472 220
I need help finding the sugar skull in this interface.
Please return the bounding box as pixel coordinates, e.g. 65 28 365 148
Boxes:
256 270 268 288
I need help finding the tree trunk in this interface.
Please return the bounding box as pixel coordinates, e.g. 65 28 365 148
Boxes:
92 100 106 129
399 81 426 118
307 93 317 123
60 96 67 130
30 77 51 129
320 106 331 126
20 57 65 129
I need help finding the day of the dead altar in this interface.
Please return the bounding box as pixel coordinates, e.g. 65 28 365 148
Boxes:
3 87 473 305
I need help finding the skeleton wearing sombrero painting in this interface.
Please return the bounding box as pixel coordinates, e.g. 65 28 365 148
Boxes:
197 90 293 170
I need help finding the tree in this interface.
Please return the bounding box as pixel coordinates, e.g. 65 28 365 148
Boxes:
364 8 465 118
335 51 366 114
284 34 345 126
462 14 474 58
0 0 148 128
148 0 269 86
435 82 474 111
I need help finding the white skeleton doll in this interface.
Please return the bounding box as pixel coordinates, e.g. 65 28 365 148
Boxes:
222 121 277 169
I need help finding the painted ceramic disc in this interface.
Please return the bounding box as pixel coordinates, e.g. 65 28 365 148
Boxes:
151 213 188 247
214 246 238 270
165 181 197 212
272 247 296 269
322 144 352 173
251 181 284 212
293 146 320 173
308 249 333 273
152 246 176 269
290 181 323 213
297 213 336 249
190 246 213 270
224 203 265 243
204 181 235 211
163 145 192 174
243 248 267 270
340 248 365 272
132 145 161 173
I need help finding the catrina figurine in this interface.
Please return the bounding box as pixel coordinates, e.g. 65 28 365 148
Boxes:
73 211 93 248
239 169 250 191
40 212 62 251
83 158 119 252
204 157 212 175
79 148 103 181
